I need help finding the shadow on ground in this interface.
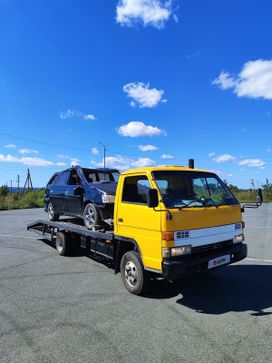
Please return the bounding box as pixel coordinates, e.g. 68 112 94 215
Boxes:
147 264 272 316
38 235 272 316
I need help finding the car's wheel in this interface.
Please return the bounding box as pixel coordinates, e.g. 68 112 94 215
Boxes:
48 202 59 221
83 203 101 230
120 251 150 295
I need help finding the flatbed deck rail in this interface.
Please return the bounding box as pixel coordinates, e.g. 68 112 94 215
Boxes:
27 219 114 240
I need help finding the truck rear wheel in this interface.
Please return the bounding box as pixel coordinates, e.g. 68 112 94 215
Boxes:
55 231 76 256
120 251 150 295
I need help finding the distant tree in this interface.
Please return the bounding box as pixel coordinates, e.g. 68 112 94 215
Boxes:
0 185 9 201
228 184 239 192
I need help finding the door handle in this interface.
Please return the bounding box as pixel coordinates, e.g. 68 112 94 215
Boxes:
118 218 123 223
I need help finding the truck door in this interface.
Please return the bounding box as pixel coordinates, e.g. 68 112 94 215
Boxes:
116 174 161 270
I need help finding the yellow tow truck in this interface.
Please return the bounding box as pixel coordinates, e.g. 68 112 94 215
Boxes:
28 162 262 295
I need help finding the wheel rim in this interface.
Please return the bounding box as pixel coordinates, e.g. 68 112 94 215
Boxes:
85 206 96 227
124 261 138 287
48 203 54 219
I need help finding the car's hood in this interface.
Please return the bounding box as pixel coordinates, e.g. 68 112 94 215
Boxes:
90 182 117 196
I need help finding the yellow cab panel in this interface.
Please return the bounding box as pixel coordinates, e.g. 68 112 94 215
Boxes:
114 171 162 270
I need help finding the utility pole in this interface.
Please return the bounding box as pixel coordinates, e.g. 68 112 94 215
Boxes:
10 180 13 193
17 175 20 192
99 142 107 169
21 169 33 197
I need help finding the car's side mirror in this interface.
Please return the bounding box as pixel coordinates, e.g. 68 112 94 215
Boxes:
147 189 159 208
242 188 263 211
74 186 84 196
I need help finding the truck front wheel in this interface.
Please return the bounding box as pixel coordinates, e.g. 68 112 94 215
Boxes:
120 251 150 295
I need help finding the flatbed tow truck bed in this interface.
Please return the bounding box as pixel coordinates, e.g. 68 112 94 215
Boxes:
27 219 116 262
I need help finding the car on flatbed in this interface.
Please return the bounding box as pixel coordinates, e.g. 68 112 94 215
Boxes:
44 166 120 229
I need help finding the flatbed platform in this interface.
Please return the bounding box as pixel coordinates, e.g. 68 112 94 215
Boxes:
27 219 114 241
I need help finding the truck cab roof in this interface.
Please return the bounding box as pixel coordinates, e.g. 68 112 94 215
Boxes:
121 165 211 175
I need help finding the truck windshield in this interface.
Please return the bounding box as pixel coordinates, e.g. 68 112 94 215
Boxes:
152 171 238 209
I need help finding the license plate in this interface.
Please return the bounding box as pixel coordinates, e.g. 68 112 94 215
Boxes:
208 255 231 269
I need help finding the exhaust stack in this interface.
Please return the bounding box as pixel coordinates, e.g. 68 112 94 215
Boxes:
188 159 194 169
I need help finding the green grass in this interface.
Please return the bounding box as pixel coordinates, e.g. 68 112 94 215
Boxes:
0 189 45 210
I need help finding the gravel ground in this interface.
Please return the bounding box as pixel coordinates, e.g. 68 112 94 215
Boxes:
0 205 272 363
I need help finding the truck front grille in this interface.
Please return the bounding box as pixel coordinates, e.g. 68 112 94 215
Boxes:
191 240 233 254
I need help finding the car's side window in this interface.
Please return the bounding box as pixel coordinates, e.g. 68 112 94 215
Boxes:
54 171 69 186
122 175 151 204
68 171 81 185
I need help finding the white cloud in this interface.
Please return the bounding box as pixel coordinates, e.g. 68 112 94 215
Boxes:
238 158 266 168
57 154 71 160
116 0 175 29
56 162 67 167
60 109 96 121
0 154 54 167
70 158 80 167
212 72 236 90
95 154 155 170
208 152 215 157
19 148 39 155
160 153 174 159
4 144 16 149
131 157 156 168
83 114 96 121
213 154 236 163
213 59 272 100
123 82 166 108
138 144 158 151
117 121 166 137
91 147 99 155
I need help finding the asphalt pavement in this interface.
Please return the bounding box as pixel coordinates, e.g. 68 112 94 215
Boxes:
0 205 272 363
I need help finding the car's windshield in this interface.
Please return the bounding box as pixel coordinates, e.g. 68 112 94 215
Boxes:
83 169 120 183
153 171 238 208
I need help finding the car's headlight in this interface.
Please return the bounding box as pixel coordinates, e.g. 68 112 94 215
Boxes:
162 245 192 258
101 194 115 203
233 234 244 244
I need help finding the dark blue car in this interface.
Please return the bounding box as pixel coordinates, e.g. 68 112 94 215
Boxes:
44 166 120 230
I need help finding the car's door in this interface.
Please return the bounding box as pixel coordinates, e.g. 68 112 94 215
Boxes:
48 171 69 213
63 170 84 216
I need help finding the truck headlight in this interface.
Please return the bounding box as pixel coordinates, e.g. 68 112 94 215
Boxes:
233 234 244 244
162 245 192 258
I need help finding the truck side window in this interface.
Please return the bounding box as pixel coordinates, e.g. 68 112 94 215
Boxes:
122 176 151 204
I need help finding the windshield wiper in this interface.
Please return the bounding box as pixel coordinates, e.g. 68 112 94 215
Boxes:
178 198 205 210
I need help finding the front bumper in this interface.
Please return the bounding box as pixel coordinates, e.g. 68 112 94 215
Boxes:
162 242 247 279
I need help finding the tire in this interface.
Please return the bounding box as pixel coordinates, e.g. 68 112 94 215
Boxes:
83 203 101 230
55 231 74 256
120 251 150 295
48 202 59 221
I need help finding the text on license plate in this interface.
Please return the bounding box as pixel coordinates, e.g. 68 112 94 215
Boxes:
208 255 231 269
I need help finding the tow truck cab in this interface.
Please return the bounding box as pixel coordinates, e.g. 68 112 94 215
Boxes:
114 166 247 278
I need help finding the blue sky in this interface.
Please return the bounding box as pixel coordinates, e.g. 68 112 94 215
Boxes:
0 0 272 188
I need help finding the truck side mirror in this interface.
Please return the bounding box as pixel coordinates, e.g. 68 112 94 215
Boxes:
257 188 263 205
147 189 159 208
